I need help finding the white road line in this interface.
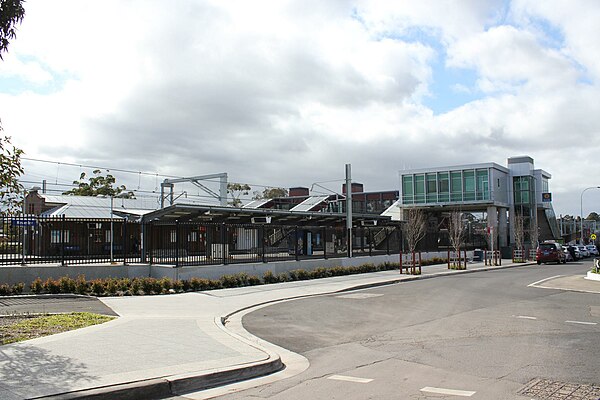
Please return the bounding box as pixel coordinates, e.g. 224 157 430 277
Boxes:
565 320 597 326
516 315 537 320
528 275 565 287
336 293 384 299
420 386 476 397
327 375 373 384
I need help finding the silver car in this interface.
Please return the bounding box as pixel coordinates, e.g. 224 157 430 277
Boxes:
586 244 599 256
577 245 590 257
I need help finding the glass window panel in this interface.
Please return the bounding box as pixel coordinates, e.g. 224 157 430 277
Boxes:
415 175 425 203
402 175 413 204
451 171 462 201
463 170 475 201
476 169 489 200
426 173 437 202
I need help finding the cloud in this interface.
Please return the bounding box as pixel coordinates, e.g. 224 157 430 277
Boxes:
1 0 600 216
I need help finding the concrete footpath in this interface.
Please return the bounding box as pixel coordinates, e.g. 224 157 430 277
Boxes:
0 261 541 400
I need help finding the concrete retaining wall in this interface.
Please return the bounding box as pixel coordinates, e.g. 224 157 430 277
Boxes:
0 251 471 286
1 255 397 286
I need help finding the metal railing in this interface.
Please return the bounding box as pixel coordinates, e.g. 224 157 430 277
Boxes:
1 216 400 267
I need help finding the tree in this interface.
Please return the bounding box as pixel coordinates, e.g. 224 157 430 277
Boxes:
404 208 426 253
63 170 134 198
227 182 251 207
448 211 465 266
514 213 525 252
586 212 600 221
252 187 288 200
0 133 24 216
0 0 25 60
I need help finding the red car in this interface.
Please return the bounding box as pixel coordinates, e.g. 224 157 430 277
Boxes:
536 242 566 264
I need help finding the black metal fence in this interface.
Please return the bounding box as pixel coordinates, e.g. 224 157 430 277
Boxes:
0 216 401 266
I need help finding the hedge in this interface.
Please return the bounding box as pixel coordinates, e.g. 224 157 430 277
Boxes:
0 258 449 297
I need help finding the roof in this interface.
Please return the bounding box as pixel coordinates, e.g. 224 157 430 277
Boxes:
141 203 396 226
37 194 161 219
289 196 330 212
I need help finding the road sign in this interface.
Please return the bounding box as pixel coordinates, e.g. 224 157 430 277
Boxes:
591 234 597 240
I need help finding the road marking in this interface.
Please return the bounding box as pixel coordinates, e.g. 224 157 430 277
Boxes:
327 375 373 383
420 387 476 397
516 315 537 320
565 320 597 326
336 293 383 299
528 275 565 288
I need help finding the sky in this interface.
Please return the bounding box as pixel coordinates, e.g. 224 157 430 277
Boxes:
1 0 600 216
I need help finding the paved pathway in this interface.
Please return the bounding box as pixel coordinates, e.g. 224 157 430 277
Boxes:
2 260 594 400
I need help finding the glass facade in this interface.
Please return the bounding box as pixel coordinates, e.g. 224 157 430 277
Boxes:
402 168 491 204
513 176 534 205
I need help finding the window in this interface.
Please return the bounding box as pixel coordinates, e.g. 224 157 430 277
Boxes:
402 175 414 204
463 170 475 201
414 175 425 203
51 230 69 244
476 169 489 200
451 171 462 201
426 173 437 202
438 172 449 202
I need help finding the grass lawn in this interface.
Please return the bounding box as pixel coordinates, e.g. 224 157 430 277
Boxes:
0 312 115 345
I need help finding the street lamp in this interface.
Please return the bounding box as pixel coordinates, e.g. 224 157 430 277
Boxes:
580 186 600 244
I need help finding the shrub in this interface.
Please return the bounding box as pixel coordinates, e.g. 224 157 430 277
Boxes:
277 273 289 282
90 279 105 296
130 278 141 295
44 278 61 294
172 280 184 292
288 270 300 281
159 277 172 293
30 278 44 294
181 279 192 292
59 276 76 294
75 276 89 295
11 282 24 295
247 275 261 286
220 275 239 288
140 278 156 294
297 269 310 280
310 267 329 279
0 284 10 296
117 278 131 293
263 271 278 284
106 278 118 295
208 279 222 290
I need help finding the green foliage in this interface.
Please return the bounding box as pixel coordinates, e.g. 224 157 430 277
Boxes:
58 276 76 294
252 187 288 200
227 182 251 207
0 134 24 216
75 276 89 295
0 283 10 295
262 270 279 284
30 278 43 294
0 0 25 60
62 169 134 198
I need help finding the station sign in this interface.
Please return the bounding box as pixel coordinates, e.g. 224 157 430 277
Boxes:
542 192 552 202
11 218 37 227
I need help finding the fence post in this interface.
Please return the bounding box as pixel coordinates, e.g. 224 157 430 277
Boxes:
222 223 228 265
323 227 327 260
61 214 66 266
295 226 299 261
261 225 266 263
368 228 372 256
386 227 390 256
123 219 128 266
175 220 180 268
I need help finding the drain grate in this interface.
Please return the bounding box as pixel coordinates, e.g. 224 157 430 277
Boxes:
519 378 600 399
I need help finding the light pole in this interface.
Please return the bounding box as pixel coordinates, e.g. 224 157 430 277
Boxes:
580 186 600 244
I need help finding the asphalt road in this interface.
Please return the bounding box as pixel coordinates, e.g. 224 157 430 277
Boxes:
219 261 600 400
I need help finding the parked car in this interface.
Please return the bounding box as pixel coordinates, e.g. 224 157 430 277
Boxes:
570 245 582 260
586 244 599 256
562 246 574 262
577 245 590 257
536 242 566 264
